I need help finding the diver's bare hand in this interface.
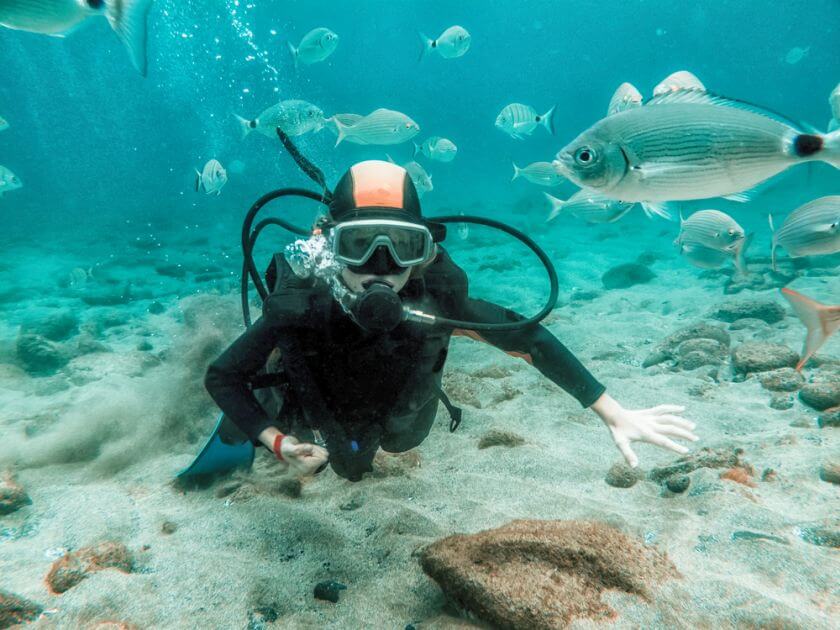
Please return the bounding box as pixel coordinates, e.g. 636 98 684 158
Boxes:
590 393 698 468
277 435 329 477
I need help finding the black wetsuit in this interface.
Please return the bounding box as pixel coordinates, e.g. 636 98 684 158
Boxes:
204 247 605 480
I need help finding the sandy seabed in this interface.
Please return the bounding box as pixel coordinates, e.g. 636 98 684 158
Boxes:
0 193 838 629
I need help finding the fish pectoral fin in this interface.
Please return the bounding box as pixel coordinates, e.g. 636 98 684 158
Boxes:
640 201 674 220
106 0 154 76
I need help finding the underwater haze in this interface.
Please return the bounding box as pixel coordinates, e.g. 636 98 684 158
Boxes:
1 1 839 628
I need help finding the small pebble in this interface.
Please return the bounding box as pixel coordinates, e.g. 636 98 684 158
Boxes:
665 474 690 494
161 521 177 535
604 462 643 488
818 463 840 485
313 580 346 603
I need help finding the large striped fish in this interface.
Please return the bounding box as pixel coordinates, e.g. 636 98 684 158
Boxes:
0 0 153 76
544 190 635 224
770 196 840 269
333 109 419 147
553 90 840 205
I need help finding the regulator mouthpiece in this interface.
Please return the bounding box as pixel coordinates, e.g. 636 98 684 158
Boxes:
349 281 405 333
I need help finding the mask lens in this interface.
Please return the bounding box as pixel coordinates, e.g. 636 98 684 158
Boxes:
334 221 430 266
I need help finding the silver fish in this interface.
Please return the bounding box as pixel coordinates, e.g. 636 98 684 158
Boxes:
414 136 457 162
0 165 22 197
830 82 840 121
419 25 471 60
607 82 642 116
324 114 369 144
784 46 809 65
554 90 840 204
288 27 339 68
495 103 555 139
677 240 731 269
387 155 432 197
780 288 840 371
0 115 8 132
457 211 469 240
334 108 419 147
0 0 153 76
771 196 840 268
676 209 749 272
237 100 324 139
544 191 634 223
194 159 227 196
653 71 706 97
512 161 564 187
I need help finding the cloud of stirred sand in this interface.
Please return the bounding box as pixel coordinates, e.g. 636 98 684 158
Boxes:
0 294 243 477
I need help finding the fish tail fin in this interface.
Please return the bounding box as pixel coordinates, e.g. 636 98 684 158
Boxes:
641 201 673 220
235 115 253 139
768 214 778 270
780 287 840 371
106 0 154 76
194 169 202 193
413 141 420 158
540 104 556 135
544 193 566 222
418 32 433 61
334 118 348 147
821 129 840 168
287 41 299 70
511 163 521 181
735 232 753 275
385 153 396 164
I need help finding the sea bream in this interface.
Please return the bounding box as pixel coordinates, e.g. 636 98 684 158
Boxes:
770 196 840 269
419 25 471 60
512 161 564 187
544 191 635 224
829 82 840 132
324 114 369 144
0 0 154 76
0 166 22 197
414 136 457 162
780 288 840 371
553 90 840 206
194 159 227 196
288 27 339 68
236 100 325 139
495 103 555 139
0 115 8 132
386 155 432 197
676 209 750 272
333 109 419 147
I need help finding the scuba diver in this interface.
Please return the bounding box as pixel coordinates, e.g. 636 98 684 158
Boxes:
190 139 698 483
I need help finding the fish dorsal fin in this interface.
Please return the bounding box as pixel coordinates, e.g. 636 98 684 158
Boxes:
643 89 803 130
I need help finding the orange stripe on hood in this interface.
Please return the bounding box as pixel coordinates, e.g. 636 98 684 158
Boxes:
351 160 405 208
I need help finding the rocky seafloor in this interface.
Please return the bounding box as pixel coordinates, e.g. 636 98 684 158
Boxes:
0 197 838 629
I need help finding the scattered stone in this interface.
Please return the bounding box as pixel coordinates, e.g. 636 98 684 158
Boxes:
602 263 656 289
731 530 789 544
636 251 660 266
478 429 526 450
137 340 153 352
642 323 730 369
727 317 771 331
339 496 363 511
0 590 43 628
161 521 177 535
818 463 840 485
148 301 166 315
769 394 794 410
472 365 513 379
649 447 745 483
313 580 346 603
720 466 756 487
420 519 679 630
247 607 278 630
799 527 840 549
0 473 31 516
817 407 840 428
46 542 133 594
761 468 778 482
155 263 186 278
678 350 720 371
789 417 812 428
570 289 601 302
758 367 804 392
15 333 69 374
604 462 643 488
22 309 79 341
799 381 840 411
277 478 303 498
713 299 785 324
372 450 422 477
80 284 133 306
665 474 690 494
731 342 798 374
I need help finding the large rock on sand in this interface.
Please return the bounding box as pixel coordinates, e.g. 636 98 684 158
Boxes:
420 520 679 630
0 590 43 628
46 542 133 594
712 299 785 324
0 473 31 516
602 263 656 290
642 322 730 369
799 380 840 411
731 342 798 374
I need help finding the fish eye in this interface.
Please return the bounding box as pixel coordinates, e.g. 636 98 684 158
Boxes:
86 0 104 8
574 147 597 166
11 177 18 183
404 122 411 128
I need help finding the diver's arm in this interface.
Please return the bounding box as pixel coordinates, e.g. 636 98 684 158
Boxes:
456 297 606 407
204 315 284 444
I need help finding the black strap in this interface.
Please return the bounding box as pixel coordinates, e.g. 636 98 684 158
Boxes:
248 372 289 390
432 383 463 432
275 128 332 200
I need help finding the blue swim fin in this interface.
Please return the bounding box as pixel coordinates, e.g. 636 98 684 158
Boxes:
177 413 255 478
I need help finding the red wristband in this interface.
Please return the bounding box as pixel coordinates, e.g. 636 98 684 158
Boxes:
273 433 286 461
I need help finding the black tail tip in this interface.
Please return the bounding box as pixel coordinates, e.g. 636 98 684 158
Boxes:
794 134 823 157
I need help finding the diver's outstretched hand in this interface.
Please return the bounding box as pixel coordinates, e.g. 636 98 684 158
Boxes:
590 393 698 468
277 435 330 477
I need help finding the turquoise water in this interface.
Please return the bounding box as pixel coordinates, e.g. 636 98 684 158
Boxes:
1 2 839 628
